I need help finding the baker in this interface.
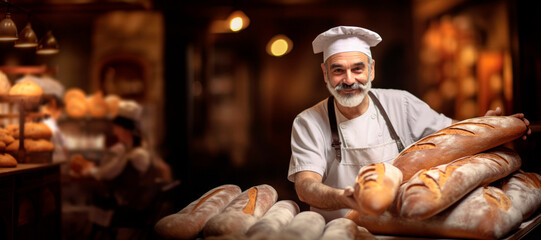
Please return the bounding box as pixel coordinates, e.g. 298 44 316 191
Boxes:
287 26 531 222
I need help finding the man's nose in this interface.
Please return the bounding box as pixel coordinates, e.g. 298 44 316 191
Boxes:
343 70 356 84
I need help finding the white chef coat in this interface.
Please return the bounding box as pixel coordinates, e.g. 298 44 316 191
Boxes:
287 88 452 221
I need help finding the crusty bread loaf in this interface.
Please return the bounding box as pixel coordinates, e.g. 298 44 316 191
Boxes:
399 147 521 220
6 139 54 152
203 184 278 237
354 163 402 215
64 88 88 119
64 88 86 103
154 184 242 240
9 80 43 96
319 218 376 240
6 122 53 139
0 129 15 145
501 170 541 220
346 186 523 240
275 211 325 240
0 153 17 167
393 116 527 181
245 200 299 239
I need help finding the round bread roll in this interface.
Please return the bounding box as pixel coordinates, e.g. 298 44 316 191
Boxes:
87 91 108 118
6 139 54 153
0 153 17 167
64 88 86 103
9 80 43 96
66 98 88 119
0 71 11 94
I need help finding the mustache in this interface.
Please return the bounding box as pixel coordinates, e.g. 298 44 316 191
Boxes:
335 82 368 92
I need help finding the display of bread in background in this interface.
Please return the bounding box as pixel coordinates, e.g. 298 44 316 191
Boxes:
5 122 53 139
64 88 122 119
69 154 94 176
8 78 44 96
393 116 527 181
0 153 17 167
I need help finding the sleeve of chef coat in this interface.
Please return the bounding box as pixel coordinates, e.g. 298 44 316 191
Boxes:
402 91 453 141
287 108 329 183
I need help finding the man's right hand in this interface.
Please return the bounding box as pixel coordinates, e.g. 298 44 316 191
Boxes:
294 171 361 211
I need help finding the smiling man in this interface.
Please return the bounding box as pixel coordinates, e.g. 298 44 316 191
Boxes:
287 26 454 222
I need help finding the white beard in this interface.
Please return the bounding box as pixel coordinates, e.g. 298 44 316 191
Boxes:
326 80 371 107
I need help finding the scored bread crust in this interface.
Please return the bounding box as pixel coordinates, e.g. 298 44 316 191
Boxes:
245 200 300 239
346 186 523 240
501 170 541 220
393 116 527 181
354 162 403 215
203 184 278 237
398 147 521 220
154 184 241 240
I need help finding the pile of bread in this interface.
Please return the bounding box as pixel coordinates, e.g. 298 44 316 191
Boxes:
154 184 376 240
64 88 120 119
348 115 541 239
0 122 54 167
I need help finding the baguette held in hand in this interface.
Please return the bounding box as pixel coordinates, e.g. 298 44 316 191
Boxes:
346 186 523 240
203 184 278 237
398 147 521 220
154 184 241 240
354 163 402 215
393 116 527 181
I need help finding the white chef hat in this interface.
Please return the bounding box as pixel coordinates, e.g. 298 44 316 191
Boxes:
312 26 382 62
116 100 142 122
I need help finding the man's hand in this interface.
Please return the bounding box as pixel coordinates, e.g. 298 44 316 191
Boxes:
484 107 531 140
294 171 361 211
340 186 362 212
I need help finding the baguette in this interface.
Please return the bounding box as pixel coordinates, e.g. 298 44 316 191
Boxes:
319 218 376 240
275 211 326 240
154 184 241 240
203 184 278 237
399 147 521 220
501 170 541 220
245 200 300 240
346 186 522 240
354 163 402 215
392 116 527 181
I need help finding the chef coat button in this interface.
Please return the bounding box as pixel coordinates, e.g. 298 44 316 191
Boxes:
371 114 376 119
378 132 382 136
340 125 346 129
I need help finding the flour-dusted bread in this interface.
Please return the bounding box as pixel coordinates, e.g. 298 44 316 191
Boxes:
319 218 375 240
275 211 326 240
346 186 523 240
501 170 541 220
245 200 300 240
393 116 527 181
399 147 521 220
203 184 278 237
354 163 402 215
154 184 241 240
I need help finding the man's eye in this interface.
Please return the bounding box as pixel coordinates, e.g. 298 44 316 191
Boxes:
353 67 363 72
333 69 344 74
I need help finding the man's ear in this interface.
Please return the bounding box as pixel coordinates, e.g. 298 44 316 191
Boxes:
370 59 376 81
321 63 328 83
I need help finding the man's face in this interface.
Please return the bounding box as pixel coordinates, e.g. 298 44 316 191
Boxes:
322 52 375 107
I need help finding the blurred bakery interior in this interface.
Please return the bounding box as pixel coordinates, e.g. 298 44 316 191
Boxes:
0 0 540 239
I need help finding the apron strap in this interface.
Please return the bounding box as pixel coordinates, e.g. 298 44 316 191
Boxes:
326 92 405 162
327 95 342 162
368 91 405 153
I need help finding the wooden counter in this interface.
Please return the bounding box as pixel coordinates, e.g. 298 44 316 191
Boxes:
0 162 62 240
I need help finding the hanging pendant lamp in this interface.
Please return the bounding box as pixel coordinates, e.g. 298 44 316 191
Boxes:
36 30 59 55
0 11 18 41
14 22 38 48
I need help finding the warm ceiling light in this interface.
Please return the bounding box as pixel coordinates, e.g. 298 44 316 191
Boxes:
227 10 249 32
266 34 293 57
14 22 38 48
0 12 18 41
36 30 59 55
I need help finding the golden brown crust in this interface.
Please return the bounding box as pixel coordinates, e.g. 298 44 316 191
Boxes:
0 153 17 167
398 148 521 220
6 139 54 153
6 122 53 140
354 163 403 215
87 91 108 118
9 81 43 96
393 116 527 181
